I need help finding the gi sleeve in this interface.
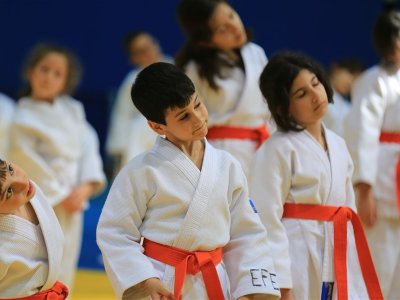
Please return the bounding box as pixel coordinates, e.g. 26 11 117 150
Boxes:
223 157 281 299
248 138 293 289
96 165 158 299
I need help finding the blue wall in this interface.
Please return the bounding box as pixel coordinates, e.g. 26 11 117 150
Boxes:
0 0 383 154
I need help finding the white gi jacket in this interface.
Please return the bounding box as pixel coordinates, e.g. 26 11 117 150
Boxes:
323 90 351 137
0 93 15 158
0 183 64 298
185 42 271 176
97 136 280 300
344 65 400 219
249 127 369 299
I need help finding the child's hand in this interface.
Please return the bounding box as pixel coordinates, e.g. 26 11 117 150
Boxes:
355 183 377 227
60 183 94 213
141 277 175 300
280 288 295 300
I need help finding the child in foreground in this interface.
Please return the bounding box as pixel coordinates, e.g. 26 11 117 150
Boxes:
0 159 67 299
97 62 280 300
249 52 383 300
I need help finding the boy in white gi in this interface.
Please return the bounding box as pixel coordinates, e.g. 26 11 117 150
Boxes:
97 62 281 300
343 9 400 299
0 159 68 299
249 52 383 300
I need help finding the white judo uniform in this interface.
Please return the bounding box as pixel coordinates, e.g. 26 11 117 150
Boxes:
249 127 370 299
8 95 106 289
0 93 15 158
323 90 351 137
185 42 271 177
97 136 280 300
0 183 64 298
344 65 400 299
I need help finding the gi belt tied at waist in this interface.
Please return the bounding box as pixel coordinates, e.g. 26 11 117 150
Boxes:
283 203 383 300
207 125 269 149
1 281 69 300
143 239 224 300
379 131 400 215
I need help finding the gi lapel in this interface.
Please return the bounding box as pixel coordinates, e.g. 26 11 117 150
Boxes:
154 137 218 289
31 187 63 290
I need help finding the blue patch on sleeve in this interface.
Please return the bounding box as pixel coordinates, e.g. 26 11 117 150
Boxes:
249 199 258 213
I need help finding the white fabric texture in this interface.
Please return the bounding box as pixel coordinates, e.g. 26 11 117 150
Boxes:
0 183 64 297
97 136 280 300
249 127 369 299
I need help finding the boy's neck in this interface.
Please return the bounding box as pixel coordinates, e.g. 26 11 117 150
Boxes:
170 138 205 170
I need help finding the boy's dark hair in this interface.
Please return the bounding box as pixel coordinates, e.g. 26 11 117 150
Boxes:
20 43 82 97
131 62 195 124
373 9 400 65
175 0 252 90
259 52 333 132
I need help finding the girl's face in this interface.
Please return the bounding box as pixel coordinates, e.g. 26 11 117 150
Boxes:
0 161 36 214
28 52 68 102
208 2 247 51
289 69 328 129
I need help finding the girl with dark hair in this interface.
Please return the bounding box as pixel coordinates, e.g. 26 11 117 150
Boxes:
176 0 271 177
250 52 382 300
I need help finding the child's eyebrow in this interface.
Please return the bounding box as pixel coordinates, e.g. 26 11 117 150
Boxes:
174 108 187 118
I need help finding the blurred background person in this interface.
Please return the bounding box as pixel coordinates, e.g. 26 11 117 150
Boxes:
175 0 272 178
106 30 173 177
323 58 364 136
344 8 400 299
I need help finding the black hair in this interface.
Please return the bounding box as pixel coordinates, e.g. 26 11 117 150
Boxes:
373 9 400 65
175 0 252 90
20 42 82 97
259 52 333 132
131 62 195 124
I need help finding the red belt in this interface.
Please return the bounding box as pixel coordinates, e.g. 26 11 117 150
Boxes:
143 239 224 300
207 125 269 148
283 203 383 300
1 281 68 300
379 131 400 215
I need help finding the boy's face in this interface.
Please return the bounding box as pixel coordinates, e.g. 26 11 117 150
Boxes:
0 161 36 214
149 92 209 145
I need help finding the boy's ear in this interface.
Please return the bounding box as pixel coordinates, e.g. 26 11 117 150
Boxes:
147 120 166 135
